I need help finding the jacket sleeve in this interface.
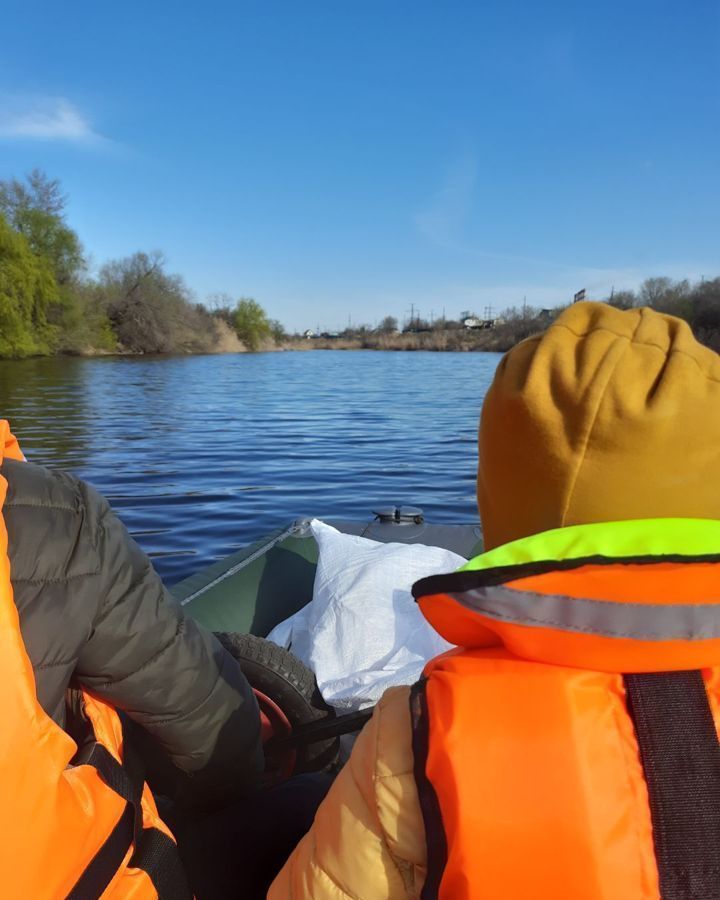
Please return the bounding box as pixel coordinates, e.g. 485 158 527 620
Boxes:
269 686 427 900
74 481 263 811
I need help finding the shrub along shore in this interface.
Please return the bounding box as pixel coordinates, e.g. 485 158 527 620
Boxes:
2 170 719 360
0 170 283 358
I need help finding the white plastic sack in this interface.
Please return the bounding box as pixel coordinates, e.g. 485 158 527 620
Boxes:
267 519 462 712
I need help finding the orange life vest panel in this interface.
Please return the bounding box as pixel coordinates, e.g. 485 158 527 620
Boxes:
411 520 720 900
0 421 190 899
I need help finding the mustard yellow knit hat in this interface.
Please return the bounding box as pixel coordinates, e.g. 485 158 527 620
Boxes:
478 301 720 549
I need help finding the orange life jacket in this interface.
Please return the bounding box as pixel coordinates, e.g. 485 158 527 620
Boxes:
412 519 720 900
0 422 190 899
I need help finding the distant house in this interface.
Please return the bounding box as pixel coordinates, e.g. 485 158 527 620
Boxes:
303 329 316 339
464 317 496 330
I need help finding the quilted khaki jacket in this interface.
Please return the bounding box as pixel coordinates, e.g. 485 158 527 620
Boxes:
269 685 425 899
1 453 262 813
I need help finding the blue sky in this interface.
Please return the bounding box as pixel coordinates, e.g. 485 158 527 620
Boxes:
1 0 718 331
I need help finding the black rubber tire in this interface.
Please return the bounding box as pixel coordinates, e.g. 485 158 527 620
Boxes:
215 631 339 775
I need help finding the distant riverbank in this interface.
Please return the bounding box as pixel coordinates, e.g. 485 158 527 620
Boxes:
284 319 544 354
68 332 513 358
4 316 542 360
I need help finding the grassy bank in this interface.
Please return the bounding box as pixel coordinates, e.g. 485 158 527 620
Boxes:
283 317 546 353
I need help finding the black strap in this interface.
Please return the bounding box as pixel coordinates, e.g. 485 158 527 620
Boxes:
66 803 136 900
410 679 448 900
130 828 193 899
66 740 189 899
86 742 145 846
66 743 144 899
624 671 720 900
265 708 374 752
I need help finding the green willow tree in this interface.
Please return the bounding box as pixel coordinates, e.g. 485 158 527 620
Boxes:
0 214 59 357
0 170 114 352
269 318 287 343
234 298 272 350
0 170 83 286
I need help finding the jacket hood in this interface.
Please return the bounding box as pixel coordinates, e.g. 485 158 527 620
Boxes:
478 302 720 550
0 421 23 466
414 518 720 673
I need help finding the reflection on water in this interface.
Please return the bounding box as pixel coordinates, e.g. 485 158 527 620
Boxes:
0 350 500 584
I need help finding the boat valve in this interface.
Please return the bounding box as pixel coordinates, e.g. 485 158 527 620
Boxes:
372 506 424 525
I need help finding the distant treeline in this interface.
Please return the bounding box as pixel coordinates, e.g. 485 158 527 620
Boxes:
296 281 720 354
3 170 719 360
0 170 283 358
486 277 720 354
602 277 720 352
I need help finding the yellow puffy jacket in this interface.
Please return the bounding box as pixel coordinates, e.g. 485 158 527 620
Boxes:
270 302 720 899
269 684 423 899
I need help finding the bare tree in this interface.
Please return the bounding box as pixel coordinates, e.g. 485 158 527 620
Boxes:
607 289 637 309
98 251 219 354
378 316 398 334
638 277 676 308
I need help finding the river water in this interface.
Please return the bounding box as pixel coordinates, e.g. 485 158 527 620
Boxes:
0 350 501 584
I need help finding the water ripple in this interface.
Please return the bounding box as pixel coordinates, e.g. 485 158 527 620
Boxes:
0 350 500 583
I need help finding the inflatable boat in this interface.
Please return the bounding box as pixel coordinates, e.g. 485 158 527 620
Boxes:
170 508 482 779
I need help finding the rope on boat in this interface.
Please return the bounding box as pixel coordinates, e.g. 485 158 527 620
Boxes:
180 521 305 606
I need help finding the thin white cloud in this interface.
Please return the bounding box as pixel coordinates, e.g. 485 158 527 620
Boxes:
415 155 477 248
0 96 102 144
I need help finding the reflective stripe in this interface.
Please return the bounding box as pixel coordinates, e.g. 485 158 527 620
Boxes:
448 586 720 641
459 518 720 574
